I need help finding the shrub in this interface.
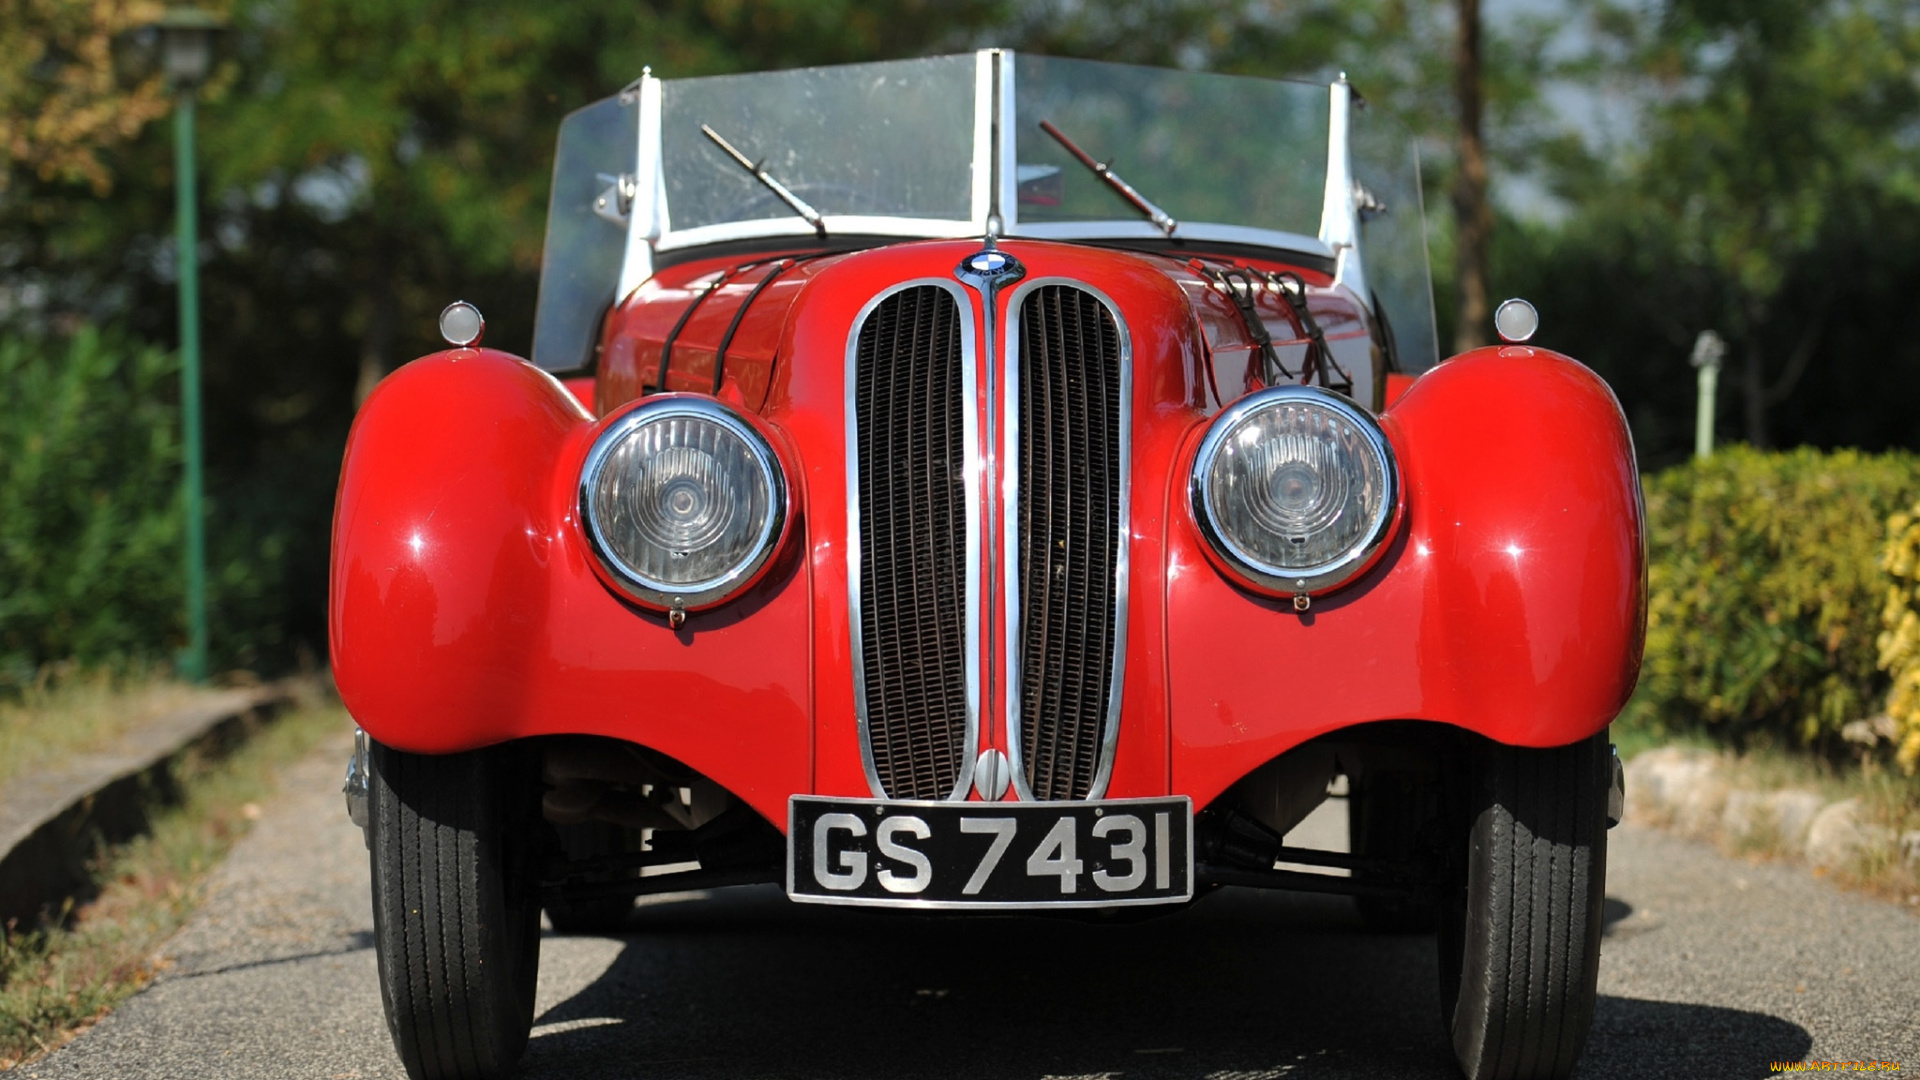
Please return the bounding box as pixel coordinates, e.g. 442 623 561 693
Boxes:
1626 446 1920 749
1879 503 1920 772
0 327 302 684
0 328 185 681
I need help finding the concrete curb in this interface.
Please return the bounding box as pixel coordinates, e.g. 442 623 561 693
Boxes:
0 685 293 928
1625 745 1920 887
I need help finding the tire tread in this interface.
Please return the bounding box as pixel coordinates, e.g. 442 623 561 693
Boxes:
370 743 536 1080
1446 734 1607 1080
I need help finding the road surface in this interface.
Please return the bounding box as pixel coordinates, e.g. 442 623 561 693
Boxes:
22 727 1920 1079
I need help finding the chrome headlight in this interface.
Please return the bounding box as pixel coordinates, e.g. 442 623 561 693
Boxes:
1190 386 1397 596
580 398 786 610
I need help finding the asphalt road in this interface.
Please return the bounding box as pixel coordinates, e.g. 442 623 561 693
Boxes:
22 728 1920 1080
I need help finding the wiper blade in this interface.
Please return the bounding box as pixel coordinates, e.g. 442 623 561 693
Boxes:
1039 119 1178 237
700 124 827 239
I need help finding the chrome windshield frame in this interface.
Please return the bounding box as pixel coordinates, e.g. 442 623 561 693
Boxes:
604 50 1369 301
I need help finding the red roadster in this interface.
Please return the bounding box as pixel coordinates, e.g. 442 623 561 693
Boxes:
333 51 1643 1080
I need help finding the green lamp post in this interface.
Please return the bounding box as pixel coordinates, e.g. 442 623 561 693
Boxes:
1690 329 1726 461
155 8 224 682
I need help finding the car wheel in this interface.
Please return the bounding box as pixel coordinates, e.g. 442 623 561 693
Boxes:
544 822 638 934
1349 768 1440 932
1439 733 1608 1080
368 740 540 1080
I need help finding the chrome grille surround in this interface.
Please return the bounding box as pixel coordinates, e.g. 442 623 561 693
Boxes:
845 280 980 801
1001 279 1131 802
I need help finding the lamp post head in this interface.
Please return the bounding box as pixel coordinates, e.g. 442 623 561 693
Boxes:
1689 329 1727 371
156 8 225 91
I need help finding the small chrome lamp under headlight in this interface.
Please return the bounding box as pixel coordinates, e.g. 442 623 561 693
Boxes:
580 398 787 612
1190 386 1398 601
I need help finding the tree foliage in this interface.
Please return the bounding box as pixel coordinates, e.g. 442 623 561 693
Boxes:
0 0 171 196
1527 0 1920 449
2 0 1919 671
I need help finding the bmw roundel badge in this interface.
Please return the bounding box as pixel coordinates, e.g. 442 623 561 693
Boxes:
956 244 1025 286
968 250 1008 273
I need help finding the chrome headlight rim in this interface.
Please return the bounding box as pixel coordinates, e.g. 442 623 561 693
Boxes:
578 396 788 611
1190 385 1399 597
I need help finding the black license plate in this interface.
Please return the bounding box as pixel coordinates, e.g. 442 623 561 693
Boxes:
787 796 1193 909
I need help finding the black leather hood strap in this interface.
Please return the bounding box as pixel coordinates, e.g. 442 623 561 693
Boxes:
653 268 736 395
1268 270 1352 396
711 251 836 395
651 252 836 397
1190 259 1292 383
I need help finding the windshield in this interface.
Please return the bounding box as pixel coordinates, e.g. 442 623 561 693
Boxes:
1011 55 1328 243
532 51 1437 373
1351 106 1437 371
531 91 637 373
661 55 978 234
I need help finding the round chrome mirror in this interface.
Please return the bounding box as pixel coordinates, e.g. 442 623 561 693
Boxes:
1494 298 1539 344
438 301 485 348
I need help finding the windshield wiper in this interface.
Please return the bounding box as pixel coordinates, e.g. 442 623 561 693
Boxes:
700 124 827 239
1039 119 1178 238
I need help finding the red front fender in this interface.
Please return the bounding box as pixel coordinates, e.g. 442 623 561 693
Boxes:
1167 345 1646 807
328 349 814 827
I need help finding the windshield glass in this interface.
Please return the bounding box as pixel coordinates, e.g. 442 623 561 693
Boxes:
532 52 1437 375
1010 55 1328 241
1351 107 1437 371
659 55 978 236
532 91 637 373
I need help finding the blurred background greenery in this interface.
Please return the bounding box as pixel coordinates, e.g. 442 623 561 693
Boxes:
2 0 1918 763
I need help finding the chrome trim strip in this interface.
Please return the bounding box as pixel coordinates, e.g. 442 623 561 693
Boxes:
578 396 787 610
996 50 1018 233
1317 78 1371 305
1000 278 1132 802
616 71 663 304
970 50 995 229
1006 221 1334 260
955 246 1026 806
657 215 982 252
1189 385 1399 595
844 279 981 802
653 220 1335 264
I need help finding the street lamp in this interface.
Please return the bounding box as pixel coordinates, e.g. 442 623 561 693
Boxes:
1690 330 1727 461
153 7 225 682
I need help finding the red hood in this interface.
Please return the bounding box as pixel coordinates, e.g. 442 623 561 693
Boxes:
595 238 1375 420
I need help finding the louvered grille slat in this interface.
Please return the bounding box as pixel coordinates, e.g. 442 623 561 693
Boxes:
854 286 969 800
1017 285 1124 801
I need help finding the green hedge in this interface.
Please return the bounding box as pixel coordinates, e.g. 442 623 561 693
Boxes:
0 328 186 682
0 327 301 685
1626 446 1920 749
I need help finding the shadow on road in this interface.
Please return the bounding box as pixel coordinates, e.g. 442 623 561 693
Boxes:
523 885 1809 1080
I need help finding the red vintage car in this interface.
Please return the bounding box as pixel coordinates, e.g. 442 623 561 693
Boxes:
333 51 1642 1080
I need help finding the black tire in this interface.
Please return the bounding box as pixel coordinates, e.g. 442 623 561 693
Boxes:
1349 769 1441 932
369 741 541 1080
1439 733 1609 1080
543 822 637 934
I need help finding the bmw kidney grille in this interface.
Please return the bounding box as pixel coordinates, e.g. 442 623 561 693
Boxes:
848 280 1128 802
850 285 975 801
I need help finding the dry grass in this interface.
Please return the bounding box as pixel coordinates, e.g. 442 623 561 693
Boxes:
0 695 348 1069
1715 747 1920 905
1623 723 1920 908
0 668 226 792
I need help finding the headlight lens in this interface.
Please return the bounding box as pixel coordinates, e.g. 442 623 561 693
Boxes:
1191 387 1396 595
581 400 786 609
